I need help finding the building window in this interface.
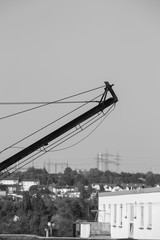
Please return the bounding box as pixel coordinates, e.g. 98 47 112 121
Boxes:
113 204 117 226
147 203 152 229
103 204 106 222
125 203 128 218
134 202 137 219
108 204 111 222
140 204 144 229
119 204 123 227
130 204 134 222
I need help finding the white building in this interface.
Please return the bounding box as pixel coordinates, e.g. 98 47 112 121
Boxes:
20 179 40 191
0 179 19 185
49 185 75 197
98 187 160 239
91 183 100 191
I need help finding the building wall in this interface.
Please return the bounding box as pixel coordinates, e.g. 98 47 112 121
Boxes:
98 188 160 239
0 191 6 196
21 180 39 191
0 179 19 185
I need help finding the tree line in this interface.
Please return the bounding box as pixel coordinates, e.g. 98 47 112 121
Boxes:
7 166 160 187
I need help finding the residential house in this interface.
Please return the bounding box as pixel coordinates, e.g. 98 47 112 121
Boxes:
91 183 100 191
20 179 40 191
49 185 75 197
65 190 80 198
7 184 20 194
0 179 19 185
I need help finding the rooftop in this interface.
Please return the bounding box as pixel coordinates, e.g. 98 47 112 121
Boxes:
99 186 160 197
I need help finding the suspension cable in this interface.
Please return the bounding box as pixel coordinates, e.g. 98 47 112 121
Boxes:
52 104 116 152
0 103 116 179
1 110 106 175
0 93 103 154
0 85 104 120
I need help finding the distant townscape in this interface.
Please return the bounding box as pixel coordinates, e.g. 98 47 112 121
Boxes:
0 167 159 237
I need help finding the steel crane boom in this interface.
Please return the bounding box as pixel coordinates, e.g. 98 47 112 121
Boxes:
0 82 118 172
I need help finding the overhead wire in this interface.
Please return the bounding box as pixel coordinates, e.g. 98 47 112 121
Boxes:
0 100 100 105
0 101 100 120
9 103 116 155
0 85 104 120
51 103 116 152
0 103 116 178
0 103 106 176
1 104 116 176
0 93 103 154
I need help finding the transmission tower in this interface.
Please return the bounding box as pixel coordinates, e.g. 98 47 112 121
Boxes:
114 152 122 173
101 149 115 171
96 149 115 171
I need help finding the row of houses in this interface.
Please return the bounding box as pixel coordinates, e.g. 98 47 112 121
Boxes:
0 178 40 191
0 177 147 201
0 178 40 199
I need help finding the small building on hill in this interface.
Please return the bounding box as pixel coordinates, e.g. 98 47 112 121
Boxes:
0 179 19 185
98 187 160 239
20 179 40 191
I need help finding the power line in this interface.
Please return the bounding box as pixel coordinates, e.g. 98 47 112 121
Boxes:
114 152 122 173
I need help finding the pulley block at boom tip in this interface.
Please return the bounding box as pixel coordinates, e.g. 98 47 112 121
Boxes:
100 82 118 103
0 82 118 173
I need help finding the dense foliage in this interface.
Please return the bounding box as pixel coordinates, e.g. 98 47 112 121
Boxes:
0 192 97 236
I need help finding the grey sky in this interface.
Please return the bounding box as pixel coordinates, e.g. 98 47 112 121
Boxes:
0 0 160 173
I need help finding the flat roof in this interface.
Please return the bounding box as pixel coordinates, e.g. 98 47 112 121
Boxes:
99 187 160 197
